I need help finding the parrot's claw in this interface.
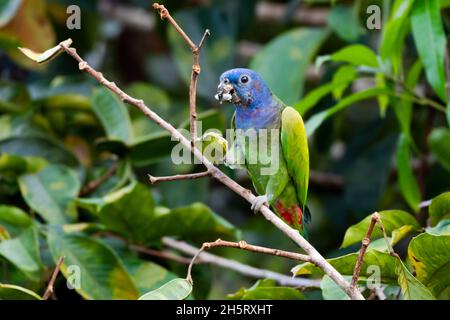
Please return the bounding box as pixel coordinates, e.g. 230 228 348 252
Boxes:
250 195 269 214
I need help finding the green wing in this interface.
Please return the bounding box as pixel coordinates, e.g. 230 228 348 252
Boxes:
280 107 309 210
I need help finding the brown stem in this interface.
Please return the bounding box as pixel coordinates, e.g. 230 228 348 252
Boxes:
183 238 311 285
43 256 64 300
163 237 320 287
79 160 118 196
129 244 193 264
351 212 379 288
148 170 210 184
153 3 210 145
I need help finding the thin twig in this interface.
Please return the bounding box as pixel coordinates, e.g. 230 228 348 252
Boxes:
43 256 64 300
351 212 379 288
56 28 364 299
148 170 210 184
80 161 118 196
153 3 210 145
163 237 320 288
185 238 311 284
129 244 193 264
185 239 312 284
375 215 396 256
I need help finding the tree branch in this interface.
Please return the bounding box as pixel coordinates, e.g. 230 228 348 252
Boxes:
55 9 363 298
148 171 210 184
351 212 399 288
153 3 209 145
351 212 379 288
162 237 320 288
43 256 64 300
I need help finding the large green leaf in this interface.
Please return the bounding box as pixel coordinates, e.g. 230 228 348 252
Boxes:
0 205 33 238
411 0 447 101
147 203 240 244
251 28 329 105
393 60 422 139
0 227 42 281
408 232 450 299
320 275 352 300
317 44 379 69
96 183 156 245
18 164 80 224
428 128 450 171
427 219 450 235
327 4 361 42
0 283 42 300
305 87 392 136
123 257 177 296
292 249 399 283
47 229 139 300
396 135 421 211
0 81 29 113
429 192 450 226
91 87 133 144
379 0 414 76
341 210 420 248
0 0 21 28
227 279 304 300
139 278 192 300
396 257 436 300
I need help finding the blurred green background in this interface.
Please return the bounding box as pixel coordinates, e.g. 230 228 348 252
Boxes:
0 0 449 300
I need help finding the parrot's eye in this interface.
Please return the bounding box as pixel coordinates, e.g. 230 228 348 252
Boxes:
223 78 230 84
239 75 249 84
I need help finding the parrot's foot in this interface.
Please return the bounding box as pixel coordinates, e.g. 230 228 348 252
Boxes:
250 195 269 214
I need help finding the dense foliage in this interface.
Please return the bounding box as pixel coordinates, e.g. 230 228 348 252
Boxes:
0 0 449 300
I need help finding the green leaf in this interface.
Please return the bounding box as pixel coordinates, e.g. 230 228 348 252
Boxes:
122 257 177 296
305 87 393 136
428 128 450 171
396 135 421 211
408 232 450 299
427 219 450 235
227 279 304 300
96 183 156 245
429 192 450 226
0 0 21 28
0 205 33 237
91 87 133 144
320 275 352 300
18 164 80 224
293 66 357 115
0 283 42 300
0 81 30 113
375 73 389 116
251 28 329 105
319 44 379 68
327 5 361 42
394 60 422 139
396 257 436 300
341 210 420 248
292 249 399 283
139 278 192 300
0 227 42 281
447 101 450 126
331 65 357 100
47 229 139 300
147 203 240 244
380 0 414 76
411 0 447 101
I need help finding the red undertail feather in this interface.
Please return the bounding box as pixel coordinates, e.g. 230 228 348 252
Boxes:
274 200 303 229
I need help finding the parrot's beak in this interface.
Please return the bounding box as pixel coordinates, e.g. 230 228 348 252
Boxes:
215 82 241 104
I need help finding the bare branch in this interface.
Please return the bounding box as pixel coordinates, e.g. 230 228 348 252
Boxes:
129 244 193 264
351 212 379 288
148 171 210 185
43 256 64 300
163 237 320 288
